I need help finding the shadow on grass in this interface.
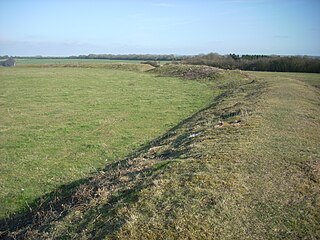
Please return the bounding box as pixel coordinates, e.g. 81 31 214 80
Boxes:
0 177 90 238
0 153 170 239
0 97 211 238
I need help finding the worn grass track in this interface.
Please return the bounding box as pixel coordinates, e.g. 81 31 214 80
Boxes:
233 72 320 239
1 68 319 239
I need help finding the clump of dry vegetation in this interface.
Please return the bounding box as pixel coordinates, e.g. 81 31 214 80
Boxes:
140 61 161 67
150 63 223 80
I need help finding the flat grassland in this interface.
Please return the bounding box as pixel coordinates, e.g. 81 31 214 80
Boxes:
16 58 169 65
0 64 213 218
1 63 319 239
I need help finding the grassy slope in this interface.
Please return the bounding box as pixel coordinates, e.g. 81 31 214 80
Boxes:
238 72 320 239
0 66 213 218
1 69 319 239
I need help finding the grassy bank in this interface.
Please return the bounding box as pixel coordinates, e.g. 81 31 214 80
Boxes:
0 65 213 218
1 66 319 239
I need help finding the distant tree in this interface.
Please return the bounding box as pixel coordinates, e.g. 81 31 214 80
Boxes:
184 53 320 73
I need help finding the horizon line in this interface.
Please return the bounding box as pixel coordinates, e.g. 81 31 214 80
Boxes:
1 53 320 58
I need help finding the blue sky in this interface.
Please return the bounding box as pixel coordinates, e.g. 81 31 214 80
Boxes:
0 0 319 56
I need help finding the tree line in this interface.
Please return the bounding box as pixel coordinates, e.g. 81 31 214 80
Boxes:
184 53 320 73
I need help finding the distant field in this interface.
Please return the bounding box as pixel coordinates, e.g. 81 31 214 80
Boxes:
0 66 213 218
16 58 169 65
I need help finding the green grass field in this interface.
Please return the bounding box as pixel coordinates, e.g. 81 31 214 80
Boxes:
1 64 319 239
0 65 213 218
